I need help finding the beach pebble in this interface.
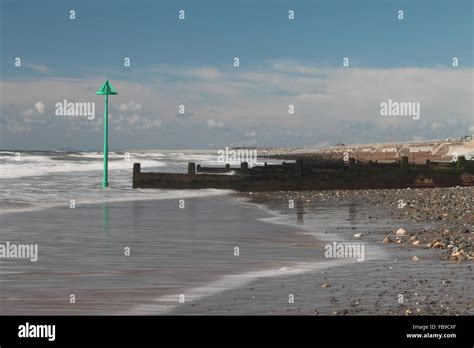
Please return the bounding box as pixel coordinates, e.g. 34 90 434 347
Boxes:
411 255 420 261
431 240 445 249
383 236 392 243
412 240 420 245
353 233 362 238
321 283 332 288
451 250 463 259
396 228 407 236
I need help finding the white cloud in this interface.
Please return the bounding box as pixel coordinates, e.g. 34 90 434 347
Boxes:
10 125 32 132
21 107 35 117
207 118 224 130
24 63 49 74
115 100 162 131
119 100 142 112
269 59 323 75
127 114 141 125
152 65 223 81
189 67 222 80
34 101 45 114
245 130 257 137
142 119 161 129
1 64 472 143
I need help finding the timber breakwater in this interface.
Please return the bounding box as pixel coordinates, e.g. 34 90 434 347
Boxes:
132 155 474 191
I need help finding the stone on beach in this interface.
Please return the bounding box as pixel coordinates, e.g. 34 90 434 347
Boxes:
396 228 407 236
431 240 445 249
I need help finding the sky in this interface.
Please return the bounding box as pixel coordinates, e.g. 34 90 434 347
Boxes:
0 0 473 150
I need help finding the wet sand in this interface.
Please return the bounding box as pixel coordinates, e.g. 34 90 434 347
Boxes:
1 189 472 315
172 258 473 315
205 188 471 315
0 195 348 315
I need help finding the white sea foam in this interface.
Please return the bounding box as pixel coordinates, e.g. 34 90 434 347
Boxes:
172 153 218 163
0 159 166 179
0 188 235 215
0 155 55 162
127 258 351 315
0 151 231 214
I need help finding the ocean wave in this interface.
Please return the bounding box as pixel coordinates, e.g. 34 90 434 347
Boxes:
0 159 166 179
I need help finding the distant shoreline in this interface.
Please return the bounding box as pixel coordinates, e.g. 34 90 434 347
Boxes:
2 135 472 154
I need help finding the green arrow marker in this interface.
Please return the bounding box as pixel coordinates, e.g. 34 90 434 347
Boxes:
96 80 118 188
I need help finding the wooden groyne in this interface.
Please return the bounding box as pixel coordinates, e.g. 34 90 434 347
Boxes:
132 156 474 191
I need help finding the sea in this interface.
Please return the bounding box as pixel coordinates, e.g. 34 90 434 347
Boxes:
0 150 390 314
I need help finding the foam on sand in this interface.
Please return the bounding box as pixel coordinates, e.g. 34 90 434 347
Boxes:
0 188 235 215
127 259 352 315
127 200 388 315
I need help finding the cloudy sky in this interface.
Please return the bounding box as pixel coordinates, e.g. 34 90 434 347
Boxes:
1 0 473 150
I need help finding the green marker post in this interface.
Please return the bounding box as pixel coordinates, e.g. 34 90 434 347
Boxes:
96 80 118 188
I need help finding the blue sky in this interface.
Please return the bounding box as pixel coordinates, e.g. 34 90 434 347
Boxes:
1 0 473 150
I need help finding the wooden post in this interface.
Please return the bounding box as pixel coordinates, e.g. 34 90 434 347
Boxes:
133 162 141 174
296 159 303 177
188 162 196 175
457 156 466 171
400 156 408 173
132 163 141 188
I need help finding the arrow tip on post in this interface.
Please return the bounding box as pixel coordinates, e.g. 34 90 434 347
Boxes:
96 80 118 95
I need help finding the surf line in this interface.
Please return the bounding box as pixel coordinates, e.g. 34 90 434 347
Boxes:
126 258 353 314
127 200 386 314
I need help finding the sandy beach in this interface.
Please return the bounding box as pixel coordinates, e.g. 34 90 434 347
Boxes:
214 186 473 315
0 195 350 315
1 188 472 315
